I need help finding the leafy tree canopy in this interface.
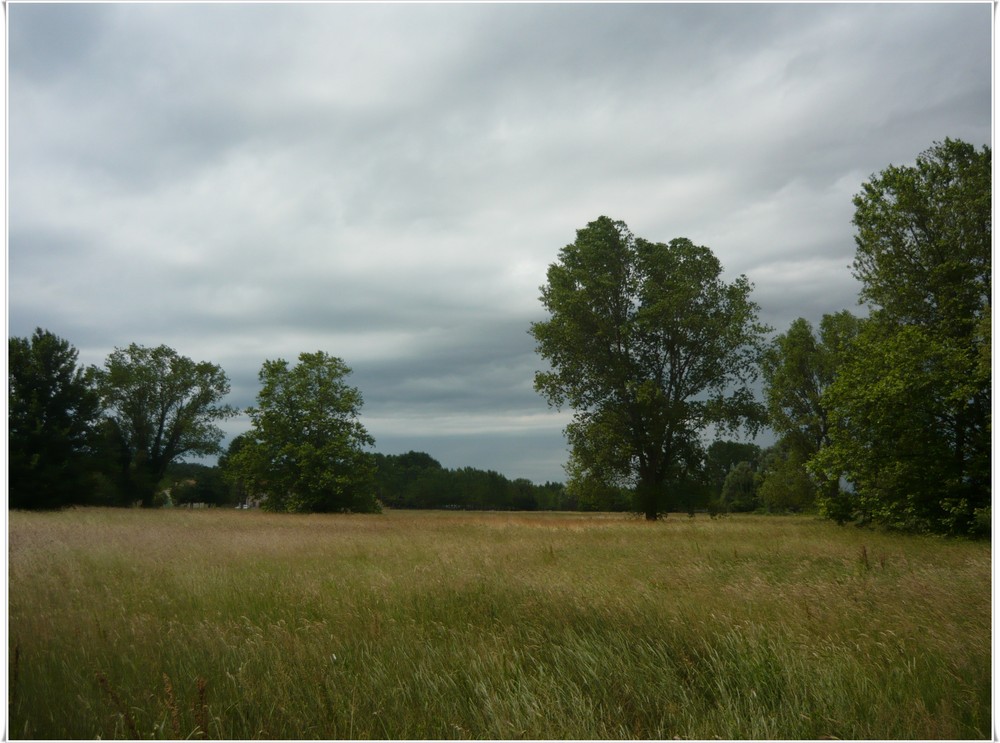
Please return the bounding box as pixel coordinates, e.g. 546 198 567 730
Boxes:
531 216 769 519
233 351 379 513
9 328 102 509
760 312 861 518
90 343 237 507
703 439 762 497
814 139 991 535
756 443 818 514
761 312 861 457
851 137 990 337
720 460 759 513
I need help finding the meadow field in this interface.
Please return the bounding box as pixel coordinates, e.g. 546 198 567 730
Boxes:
7 508 991 740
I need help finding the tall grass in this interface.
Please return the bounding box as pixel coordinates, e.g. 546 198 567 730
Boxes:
8 508 991 739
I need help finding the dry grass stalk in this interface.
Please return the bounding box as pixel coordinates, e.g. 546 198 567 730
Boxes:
162 673 181 737
194 675 209 738
95 671 140 739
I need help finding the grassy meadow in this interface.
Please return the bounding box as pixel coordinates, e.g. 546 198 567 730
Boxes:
7 508 992 739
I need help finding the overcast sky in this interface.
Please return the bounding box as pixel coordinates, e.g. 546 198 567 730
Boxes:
7 2 992 484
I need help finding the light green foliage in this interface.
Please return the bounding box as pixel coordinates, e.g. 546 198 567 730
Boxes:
720 461 759 512
704 439 762 501
90 343 236 507
531 216 769 519
813 321 988 532
757 445 817 513
233 351 379 513
8 328 102 509
814 140 990 535
8 509 991 739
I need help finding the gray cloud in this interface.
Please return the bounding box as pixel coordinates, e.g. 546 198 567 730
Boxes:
8 2 991 483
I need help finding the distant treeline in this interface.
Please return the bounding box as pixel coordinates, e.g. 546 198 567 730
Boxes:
371 452 567 511
164 441 781 515
162 455 570 512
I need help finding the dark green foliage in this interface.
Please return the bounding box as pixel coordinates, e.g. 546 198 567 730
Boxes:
218 434 253 507
90 343 237 507
851 139 990 334
703 440 762 505
565 471 632 512
8 329 101 509
164 462 232 507
761 313 861 456
761 312 861 517
756 443 818 513
815 321 989 532
672 475 714 516
232 352 379 513
373 451 446 508
813 139 991 535
531 217 769 520
372 451 567 511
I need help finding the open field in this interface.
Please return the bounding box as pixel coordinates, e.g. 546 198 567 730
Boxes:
7 508 991 739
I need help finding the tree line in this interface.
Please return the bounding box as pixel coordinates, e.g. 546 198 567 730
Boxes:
9 138 990 535
156 455 569 512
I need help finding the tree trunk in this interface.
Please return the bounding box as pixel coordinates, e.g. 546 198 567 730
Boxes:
637 476 661 521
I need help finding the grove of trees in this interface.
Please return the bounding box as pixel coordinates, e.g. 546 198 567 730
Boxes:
372 451 568 511
8 138 990 535
811 138 991 535
530 138 988 535
760 311 862 517
9 336 240 509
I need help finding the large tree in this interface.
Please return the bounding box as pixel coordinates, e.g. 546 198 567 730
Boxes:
232 351 379 513
813 139 990 534
9 328 102 509
530 216 769 520
91 343 237 507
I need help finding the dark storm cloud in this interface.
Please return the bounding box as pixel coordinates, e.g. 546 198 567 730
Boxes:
7 2 991 483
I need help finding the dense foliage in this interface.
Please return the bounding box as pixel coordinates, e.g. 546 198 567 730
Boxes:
8 329 102 509
531 216 769 519
760 312 861 516
89 343 237 507
811 139 991 535
372 451 568 511
229 352 380 513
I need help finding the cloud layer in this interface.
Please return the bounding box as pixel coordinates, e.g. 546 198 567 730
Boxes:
8 3 991 482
